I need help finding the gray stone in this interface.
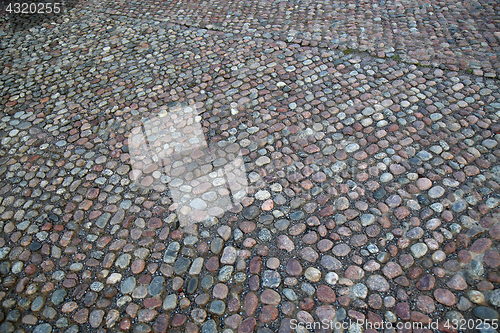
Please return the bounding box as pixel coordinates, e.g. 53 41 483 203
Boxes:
201 275 214 290
452 200 467 213
133 324 151 333
275 219 290 231
51 289 67 306
335 197 350 210
163 294 177 311
242 206 259 220
96 213 111 228
31 296 45 312
174 257 191 275
351 283 368 299
417 151 433 161
148 276 165 296
489 289 500 307
43 307 57 320
211 238 224 254
301 282 316 296
345 143 360 153
360 214 375 226
121 277 136 294
202 320 218 333
0 323 15 333
380 173 393 182
366 275 390 292
473 306 499 320
283 288 298 301
209 300 226 315
218 265 233 282
64 325 79 333
406 227 424 240
290 211 304 220
262 270 281 288
258 228 272 241
428 186 445 199
163 242 180 263
189 258 204 275
320 255 342 271
467 260 484 277
190 198 207 210
187 277 198 294
115 254 131 269
410 243 428 258
482 139 498 149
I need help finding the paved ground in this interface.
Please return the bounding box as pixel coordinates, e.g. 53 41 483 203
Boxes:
0 0 500 332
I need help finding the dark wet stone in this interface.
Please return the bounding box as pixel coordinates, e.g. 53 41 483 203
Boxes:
473 306 499 320
0 262 10 275
242 206 259 220
6 310 21 321
29 242 42 251
259 215 274 224
409 157 422 166
417 195 431 206
0 322 15 333
211 238 224 254
187 277 198 294
174 257 191 275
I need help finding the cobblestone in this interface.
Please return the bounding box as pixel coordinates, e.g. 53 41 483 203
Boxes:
0 0 499 332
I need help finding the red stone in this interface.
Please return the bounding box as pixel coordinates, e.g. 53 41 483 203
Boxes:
244 293 258 316
259 306 278 323
434 289 456 306
238 317 256 333
171 314 186 327
416 275 435 291
484 250 500 268
395 302 410 320
469 238 492 254
317 285 336 303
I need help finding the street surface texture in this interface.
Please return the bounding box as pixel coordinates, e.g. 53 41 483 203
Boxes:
0 0 500 332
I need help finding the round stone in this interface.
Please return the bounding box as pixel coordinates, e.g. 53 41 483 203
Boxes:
366 275 390 292
434 289 456 306
332 243 351 257
411 243 428 258
416 178 432 191
242 206 259 220
428 186 445 199
304 267 321 282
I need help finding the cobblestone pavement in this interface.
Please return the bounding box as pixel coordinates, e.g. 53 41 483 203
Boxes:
0 0 499 332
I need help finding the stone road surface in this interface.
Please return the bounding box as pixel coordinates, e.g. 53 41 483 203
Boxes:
0 0 500 332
